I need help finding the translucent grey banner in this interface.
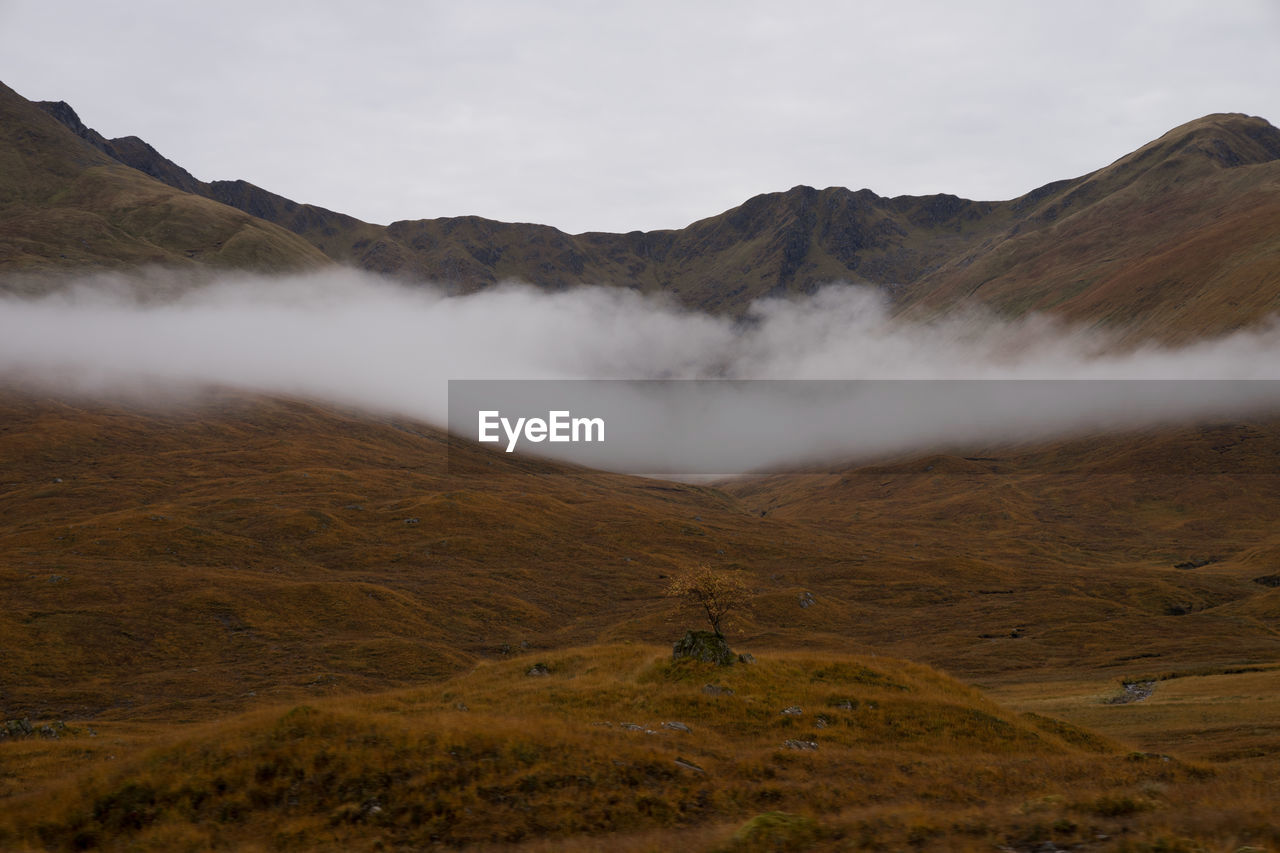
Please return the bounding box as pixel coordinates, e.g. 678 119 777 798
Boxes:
446 380 1280 476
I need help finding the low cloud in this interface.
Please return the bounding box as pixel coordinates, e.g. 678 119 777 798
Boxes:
2 269 1279 473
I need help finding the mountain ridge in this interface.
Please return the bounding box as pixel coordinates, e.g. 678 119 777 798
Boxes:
0 82 330 272
7 81 1280 342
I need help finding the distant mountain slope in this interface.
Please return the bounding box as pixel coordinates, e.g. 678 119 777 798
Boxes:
902 114 1280 343
27 94 1006 300
10 81 1280 341
0 82 329 272
3 388 1279 720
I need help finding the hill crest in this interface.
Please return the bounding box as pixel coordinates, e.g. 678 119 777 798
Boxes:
7 79 1280 342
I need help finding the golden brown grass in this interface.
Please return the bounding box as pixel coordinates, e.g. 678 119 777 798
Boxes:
7 645 1278 852
3 389 1280 848
5 390 1279 724
994 666 1280 766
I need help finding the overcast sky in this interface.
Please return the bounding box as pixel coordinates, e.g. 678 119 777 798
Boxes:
2 1 1278 234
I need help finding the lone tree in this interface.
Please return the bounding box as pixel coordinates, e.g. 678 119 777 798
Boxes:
665 564 751 637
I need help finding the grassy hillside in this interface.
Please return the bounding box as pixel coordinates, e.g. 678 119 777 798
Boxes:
7 645 1280 852
902 114 1280 344
4 389 1280 721
2 388 1280 847
0 82 329 274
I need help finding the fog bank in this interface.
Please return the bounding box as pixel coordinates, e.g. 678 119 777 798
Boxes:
3 270 1279 472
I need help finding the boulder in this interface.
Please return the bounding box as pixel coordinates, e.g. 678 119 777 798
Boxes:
672 630 734 666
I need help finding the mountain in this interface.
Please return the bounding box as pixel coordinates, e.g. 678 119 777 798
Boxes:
900 113 1280 342
12 81 1279 342
25 92 1004 302
0 82 329 273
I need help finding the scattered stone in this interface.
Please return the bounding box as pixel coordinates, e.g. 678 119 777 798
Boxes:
1106 680 1156 705
737 653 755 664
781 706 803 715
39 722 66 739
702 683 735 696
674 757 705 773
2 718 33 739
831 700 856 711
590 721 612 727
1 719 71 740
798 591 816 608
526 663 550 677
783 739 818 750
814 716 829 729
622 723 645 732
404 517 420 525
662 721 692 733
672 630 735 666
453 702 469 711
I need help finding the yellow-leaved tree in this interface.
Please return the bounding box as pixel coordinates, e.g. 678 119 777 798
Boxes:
665 564 751 637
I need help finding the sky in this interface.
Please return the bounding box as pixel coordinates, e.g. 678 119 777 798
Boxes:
1 1 1278 235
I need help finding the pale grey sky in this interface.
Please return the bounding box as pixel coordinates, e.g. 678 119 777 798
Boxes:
2 0 1278 234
